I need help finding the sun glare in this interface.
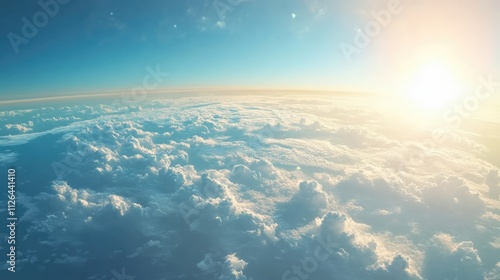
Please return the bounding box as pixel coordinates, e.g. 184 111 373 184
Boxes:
404 59 462 111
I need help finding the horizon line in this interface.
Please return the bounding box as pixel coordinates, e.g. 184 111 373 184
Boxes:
0 87 375 105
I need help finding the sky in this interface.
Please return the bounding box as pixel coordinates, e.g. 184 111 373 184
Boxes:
1 2 500 278
0 0 499 100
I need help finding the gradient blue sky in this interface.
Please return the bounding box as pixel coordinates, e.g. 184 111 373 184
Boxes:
1 0 499 100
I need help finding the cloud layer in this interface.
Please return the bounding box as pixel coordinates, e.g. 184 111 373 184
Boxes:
0 94 499 279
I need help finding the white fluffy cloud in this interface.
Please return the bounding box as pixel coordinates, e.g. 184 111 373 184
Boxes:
1 94 499 279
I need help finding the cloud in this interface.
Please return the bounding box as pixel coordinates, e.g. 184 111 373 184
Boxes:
486 169 500 196
3 94 500 279
423 234 484 280
0 151 17 164
5 123 33 133
215 20 226 28
281 181 329 227
219 254 248 280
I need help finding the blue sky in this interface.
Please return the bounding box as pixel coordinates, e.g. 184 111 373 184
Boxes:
1 0 499 100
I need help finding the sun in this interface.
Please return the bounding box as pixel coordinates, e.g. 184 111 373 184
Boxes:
404 59 463 111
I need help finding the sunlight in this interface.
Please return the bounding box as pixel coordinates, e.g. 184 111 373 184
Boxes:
404 59 463 112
